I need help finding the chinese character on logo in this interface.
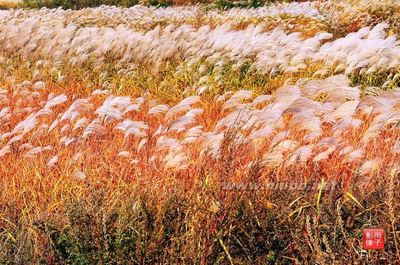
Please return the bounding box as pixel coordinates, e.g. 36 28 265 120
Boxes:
363 229 384 250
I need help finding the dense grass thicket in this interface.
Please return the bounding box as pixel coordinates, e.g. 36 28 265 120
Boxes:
1 0 400 264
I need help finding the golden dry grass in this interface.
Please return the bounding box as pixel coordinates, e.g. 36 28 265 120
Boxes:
1 1 400 263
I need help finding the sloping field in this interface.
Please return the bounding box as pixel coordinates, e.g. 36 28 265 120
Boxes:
0 1 400 263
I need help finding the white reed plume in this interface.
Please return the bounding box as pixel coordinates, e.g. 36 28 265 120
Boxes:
0 145 11 158
47 155 59 168
168 108 203 132
165 96 200 121
359 159 381 175
83 119 107 138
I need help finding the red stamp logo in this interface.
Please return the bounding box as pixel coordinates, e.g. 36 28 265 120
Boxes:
363 229 384 250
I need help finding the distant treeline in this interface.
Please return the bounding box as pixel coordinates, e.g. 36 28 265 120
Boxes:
21 0 296 9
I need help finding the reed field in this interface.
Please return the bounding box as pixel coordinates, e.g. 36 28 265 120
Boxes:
0 0 400 264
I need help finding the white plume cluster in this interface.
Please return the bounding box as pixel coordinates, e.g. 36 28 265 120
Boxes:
0 5 398 76
1 76 399 173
